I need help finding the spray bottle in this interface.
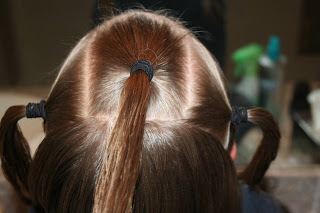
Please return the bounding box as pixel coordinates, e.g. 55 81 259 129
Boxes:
259 36 287 117
232 44 264 105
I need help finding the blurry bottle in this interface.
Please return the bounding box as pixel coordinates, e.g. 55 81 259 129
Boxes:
259 36 287 118
232 44 264 105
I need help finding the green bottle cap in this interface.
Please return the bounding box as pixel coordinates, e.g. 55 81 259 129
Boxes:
232 44 263 78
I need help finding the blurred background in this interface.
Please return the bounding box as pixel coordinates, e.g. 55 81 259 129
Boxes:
0 0 320 212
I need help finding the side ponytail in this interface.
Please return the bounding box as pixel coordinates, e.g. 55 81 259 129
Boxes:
0 105 32 204
94 71 151 212
237 107 280 188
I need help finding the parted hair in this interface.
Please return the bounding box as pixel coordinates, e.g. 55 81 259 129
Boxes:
0 10 280 213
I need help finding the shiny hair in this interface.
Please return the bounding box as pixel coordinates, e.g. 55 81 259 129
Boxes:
0 10 280 213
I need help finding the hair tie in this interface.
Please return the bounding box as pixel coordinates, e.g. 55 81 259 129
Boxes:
26 100 46 120
130 60 154 81
231 106 248 125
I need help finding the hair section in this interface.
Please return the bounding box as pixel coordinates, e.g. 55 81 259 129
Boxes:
238 107 280 188
93 71 151 212
0 105 32 204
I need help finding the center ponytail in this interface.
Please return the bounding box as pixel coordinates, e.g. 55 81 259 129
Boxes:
93 70 151 213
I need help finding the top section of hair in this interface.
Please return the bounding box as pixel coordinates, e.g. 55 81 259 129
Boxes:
47 10 231 146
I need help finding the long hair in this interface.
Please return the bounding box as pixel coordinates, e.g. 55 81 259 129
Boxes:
0 10 280 213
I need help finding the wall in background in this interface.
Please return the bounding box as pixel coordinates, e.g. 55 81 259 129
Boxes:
0 0 95 86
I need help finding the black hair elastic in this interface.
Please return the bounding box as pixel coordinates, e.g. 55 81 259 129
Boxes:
231 106 248 125
130 60 154 81
26 100 46 120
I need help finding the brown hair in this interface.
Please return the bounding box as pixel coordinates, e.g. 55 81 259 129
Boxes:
0 10 280 213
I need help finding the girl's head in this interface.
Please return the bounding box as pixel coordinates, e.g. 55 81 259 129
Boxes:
0 10 280 213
